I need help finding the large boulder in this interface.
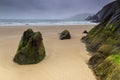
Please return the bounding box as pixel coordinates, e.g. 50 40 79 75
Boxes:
13 29 46 65
59 30 71 40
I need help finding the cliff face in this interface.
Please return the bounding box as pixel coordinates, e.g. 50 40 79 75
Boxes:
86 1 120 22
82 1 120 80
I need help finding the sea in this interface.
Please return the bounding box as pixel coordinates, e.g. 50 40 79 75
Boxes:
0 19 97 26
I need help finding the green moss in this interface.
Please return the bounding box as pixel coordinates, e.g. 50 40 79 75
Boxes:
14 29 46 65
82 8 120 80
95 54 120 80
85 23 120 79
98 44 113 54
18 29 34 50
111 54 120 64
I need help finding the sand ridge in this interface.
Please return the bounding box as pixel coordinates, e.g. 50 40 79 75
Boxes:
0 25 96 80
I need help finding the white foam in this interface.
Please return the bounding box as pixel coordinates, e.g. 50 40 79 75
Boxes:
0 19 98 26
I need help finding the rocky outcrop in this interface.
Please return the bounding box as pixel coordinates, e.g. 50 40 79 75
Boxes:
82 1 120 80
14 29 46 65
83 30 88 34
59 30 71 40
86 1 120 22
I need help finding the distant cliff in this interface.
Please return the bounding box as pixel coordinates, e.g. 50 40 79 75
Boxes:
82 1 120 80
68 13 93 20
86 1 120 22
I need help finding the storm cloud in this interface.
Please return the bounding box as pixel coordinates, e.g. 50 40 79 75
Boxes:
0 0 114 19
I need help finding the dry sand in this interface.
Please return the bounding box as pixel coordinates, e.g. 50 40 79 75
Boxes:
0 25 96 80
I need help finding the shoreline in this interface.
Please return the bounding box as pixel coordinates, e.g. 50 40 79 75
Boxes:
0 24 97 27
0 25 96 80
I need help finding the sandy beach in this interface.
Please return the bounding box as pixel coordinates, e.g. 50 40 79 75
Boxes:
0 25 96 80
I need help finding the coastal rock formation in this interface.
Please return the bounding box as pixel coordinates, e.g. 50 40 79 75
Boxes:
59 30 71 40
86 1 120 22
82 0 120 80
13 29 46 65
83 30 88 34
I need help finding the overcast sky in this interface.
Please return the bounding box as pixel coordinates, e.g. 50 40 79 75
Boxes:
0 0 114 19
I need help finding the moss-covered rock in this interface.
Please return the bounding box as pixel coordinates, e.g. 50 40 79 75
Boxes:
13 29 46 65
95 54 120 80
59 30 71 40
82 1 120 80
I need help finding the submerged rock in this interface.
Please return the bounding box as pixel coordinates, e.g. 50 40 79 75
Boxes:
59 30 71 40
13 29 46 65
